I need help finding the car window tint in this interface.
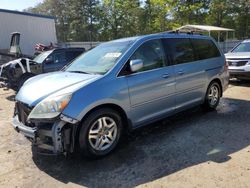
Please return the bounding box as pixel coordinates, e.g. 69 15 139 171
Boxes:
165 38 195 65
191 39 221 60
130 39 165 72
65 51 83 62
53 52 66 63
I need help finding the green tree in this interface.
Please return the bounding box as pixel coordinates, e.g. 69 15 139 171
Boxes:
170 0 210 26
25 0 250 41
143 0 172 33
65 0 99 41
234 0 250 39
98 0 142 40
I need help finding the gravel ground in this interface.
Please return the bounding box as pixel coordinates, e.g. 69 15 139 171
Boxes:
0 80 250 188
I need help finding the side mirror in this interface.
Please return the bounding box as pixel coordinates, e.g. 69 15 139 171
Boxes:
129 59 143 72
45 57 54 64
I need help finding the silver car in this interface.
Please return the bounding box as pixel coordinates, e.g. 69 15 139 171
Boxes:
225 40 250 80
12 33 229 158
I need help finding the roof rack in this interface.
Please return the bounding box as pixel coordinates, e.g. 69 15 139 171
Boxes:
161 30 203 35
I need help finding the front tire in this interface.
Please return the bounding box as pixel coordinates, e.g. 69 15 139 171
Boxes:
203 81 221 111
78 108 123 158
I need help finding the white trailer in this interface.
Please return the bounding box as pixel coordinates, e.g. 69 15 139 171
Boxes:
0 8 57 56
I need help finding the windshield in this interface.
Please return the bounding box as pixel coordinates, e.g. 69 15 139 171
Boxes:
65 40 133 74
232 42 250 53
33 50 52 63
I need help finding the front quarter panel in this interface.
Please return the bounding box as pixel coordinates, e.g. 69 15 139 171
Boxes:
62 76 130 121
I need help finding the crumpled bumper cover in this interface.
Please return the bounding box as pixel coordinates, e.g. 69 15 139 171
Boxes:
12 115 37 139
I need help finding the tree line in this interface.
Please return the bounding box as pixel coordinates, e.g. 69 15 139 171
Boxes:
25 0 250 42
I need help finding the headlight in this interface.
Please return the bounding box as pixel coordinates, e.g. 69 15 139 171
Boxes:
28 93 72 120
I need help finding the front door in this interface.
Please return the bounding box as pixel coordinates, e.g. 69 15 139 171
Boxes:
125 39 176 126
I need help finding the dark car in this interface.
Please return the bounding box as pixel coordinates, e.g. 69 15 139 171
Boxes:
0 47 85 90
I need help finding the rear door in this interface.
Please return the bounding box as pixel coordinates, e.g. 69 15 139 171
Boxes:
123 39 176 126
164 38 206 110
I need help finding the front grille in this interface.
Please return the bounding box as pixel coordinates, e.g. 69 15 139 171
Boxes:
227 61 248 67
15 102 34 127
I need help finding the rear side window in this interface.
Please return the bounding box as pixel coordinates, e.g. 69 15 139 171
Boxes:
164 38 195 65
191 39 221 60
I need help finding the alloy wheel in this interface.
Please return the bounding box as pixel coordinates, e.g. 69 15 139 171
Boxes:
88 117 118 151
208 85 219 106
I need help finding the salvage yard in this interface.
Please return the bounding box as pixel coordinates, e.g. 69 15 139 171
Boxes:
0 81 250 188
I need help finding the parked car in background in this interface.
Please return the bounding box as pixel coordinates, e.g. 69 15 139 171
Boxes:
0 47 85 90
225 40 250 80
12 33 228 158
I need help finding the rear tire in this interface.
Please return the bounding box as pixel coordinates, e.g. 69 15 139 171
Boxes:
203 81 221 111
78 108 123 158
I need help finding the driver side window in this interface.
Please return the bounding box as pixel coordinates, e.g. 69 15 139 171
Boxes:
53 52 66 64
130 39 166 72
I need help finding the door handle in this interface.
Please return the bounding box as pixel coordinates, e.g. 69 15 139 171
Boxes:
162 74 170 78
178 70 184 75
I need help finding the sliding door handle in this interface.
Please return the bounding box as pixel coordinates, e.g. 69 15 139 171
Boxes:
178 71 185 75
162 74 170 78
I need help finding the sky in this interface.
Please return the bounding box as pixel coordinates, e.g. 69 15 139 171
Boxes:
0 0 43 11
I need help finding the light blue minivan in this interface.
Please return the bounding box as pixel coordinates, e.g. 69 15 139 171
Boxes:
12 33 229 157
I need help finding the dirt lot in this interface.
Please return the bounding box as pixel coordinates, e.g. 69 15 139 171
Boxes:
0 81 250 188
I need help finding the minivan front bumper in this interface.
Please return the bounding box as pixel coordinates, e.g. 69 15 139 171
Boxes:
12 115 37 138
12 115 72 154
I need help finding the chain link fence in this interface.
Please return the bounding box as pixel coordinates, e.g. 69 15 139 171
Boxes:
218 40 242 53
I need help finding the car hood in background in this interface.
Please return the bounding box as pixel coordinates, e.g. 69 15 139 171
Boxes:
225 52 250 59
16 71 101 106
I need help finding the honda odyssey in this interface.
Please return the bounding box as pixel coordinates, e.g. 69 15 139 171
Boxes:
12 33 229 158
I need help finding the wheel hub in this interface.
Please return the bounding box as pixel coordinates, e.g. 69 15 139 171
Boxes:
88 116 117 151
208 85 219 106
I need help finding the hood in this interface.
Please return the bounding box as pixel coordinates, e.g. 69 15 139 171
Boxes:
16 71 101 106
225 52 250 59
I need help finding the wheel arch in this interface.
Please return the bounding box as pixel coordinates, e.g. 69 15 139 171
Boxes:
77 103 131 133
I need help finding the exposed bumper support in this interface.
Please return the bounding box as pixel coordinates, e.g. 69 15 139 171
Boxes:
12 115 68 154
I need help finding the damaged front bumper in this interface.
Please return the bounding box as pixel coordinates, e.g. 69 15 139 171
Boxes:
12 115 78 155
